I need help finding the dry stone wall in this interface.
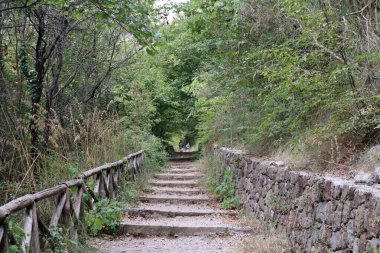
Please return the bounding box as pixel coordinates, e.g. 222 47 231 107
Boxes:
216 147 380 253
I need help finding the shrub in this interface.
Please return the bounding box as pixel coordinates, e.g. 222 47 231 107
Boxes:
85 199 122 236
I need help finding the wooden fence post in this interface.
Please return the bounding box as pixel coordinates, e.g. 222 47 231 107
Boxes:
50 192 67 226
22 204 33 252
0 223 9 253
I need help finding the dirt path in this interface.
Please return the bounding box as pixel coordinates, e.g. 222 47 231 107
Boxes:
90 154 252 253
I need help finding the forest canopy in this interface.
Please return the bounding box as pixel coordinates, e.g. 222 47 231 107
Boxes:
133 0 380 171
1 0 380 200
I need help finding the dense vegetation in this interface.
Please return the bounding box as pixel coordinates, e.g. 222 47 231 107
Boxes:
0 0 169 201
1 0 380 201
0 0 379 251
131 0 380 172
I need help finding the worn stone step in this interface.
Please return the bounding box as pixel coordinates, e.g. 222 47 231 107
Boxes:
127 204 238 217
167 169 200 174
148 187 206 195
169 157 197 162
169 166 194 170
139 194 211 204
119 216 252 236
170 162 194 166
91 234 247 253
149 180 199 188
118 224 251 236
153 173 201 180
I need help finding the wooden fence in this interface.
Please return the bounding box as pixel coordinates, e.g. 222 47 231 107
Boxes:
0 150 144 253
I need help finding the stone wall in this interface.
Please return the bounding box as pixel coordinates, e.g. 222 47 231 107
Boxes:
216 147 380 253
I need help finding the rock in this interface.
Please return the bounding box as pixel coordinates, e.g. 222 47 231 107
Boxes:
216 148 380 253
270 160 285 167
315 202 328 223
341 185 355 201
323 180 333 201
333 184 342 200
366 238 380 251
330 231 346 251
370 167 380 184
354 171 374 185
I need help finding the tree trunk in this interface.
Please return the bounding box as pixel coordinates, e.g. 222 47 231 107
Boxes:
44 38 63 153
29 8 46 164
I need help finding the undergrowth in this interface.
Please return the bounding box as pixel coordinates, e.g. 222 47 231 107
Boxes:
3 128 167 251
237 212 290 253
85 199 123 236
204 153 242 210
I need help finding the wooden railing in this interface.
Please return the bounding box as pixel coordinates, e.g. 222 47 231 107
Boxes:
0 150 144 253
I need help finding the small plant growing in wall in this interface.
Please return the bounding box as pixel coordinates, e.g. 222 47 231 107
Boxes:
295 194 311 208
265 195 278 208
366 247 380 253
213 169 243 209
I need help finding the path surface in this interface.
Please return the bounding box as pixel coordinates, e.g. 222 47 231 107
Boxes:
91 153 252 253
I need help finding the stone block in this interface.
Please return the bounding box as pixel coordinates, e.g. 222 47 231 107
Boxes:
371 167 380 184
341 185 356 201
354 171 374 185
323 180 333 201
315 202 328 223
330 231 347 251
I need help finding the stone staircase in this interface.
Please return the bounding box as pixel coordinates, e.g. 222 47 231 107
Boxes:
92 153 252 252
120 155 250 237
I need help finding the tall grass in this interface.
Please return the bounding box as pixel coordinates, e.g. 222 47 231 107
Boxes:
0 101 151 204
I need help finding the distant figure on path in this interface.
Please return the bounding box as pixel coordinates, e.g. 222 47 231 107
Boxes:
179 141 183 152
186 143 190 152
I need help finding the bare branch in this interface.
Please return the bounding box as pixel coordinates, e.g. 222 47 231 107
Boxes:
0 0 41 13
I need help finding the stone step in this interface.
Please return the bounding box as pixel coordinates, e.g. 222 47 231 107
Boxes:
167 169 199 174
170 162 194 166
127 204 238 218
118 224 251 236
148 187 206 195
169 166 194 170
91 234 247 253
169 157 197 162
149 180 199 188
153 173 201 180
118 215 251 236
139 194 211 204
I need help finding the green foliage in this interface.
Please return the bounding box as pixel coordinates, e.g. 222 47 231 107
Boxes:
7 221 24 253
213 169 243 209
85 199 122 236
205 154 242 209
124 130 168 171
43 226 69 253
366 247 380 253
119 181 141 204
43 0 157 46
19 40 39 102
125 0 380 169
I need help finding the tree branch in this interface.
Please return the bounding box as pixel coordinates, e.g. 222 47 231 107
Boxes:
0 0 41 12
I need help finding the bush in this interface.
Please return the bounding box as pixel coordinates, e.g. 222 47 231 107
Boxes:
85 199 122 236
124 130 168 171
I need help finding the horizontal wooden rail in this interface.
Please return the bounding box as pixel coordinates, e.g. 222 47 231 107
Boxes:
0 150 144 253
